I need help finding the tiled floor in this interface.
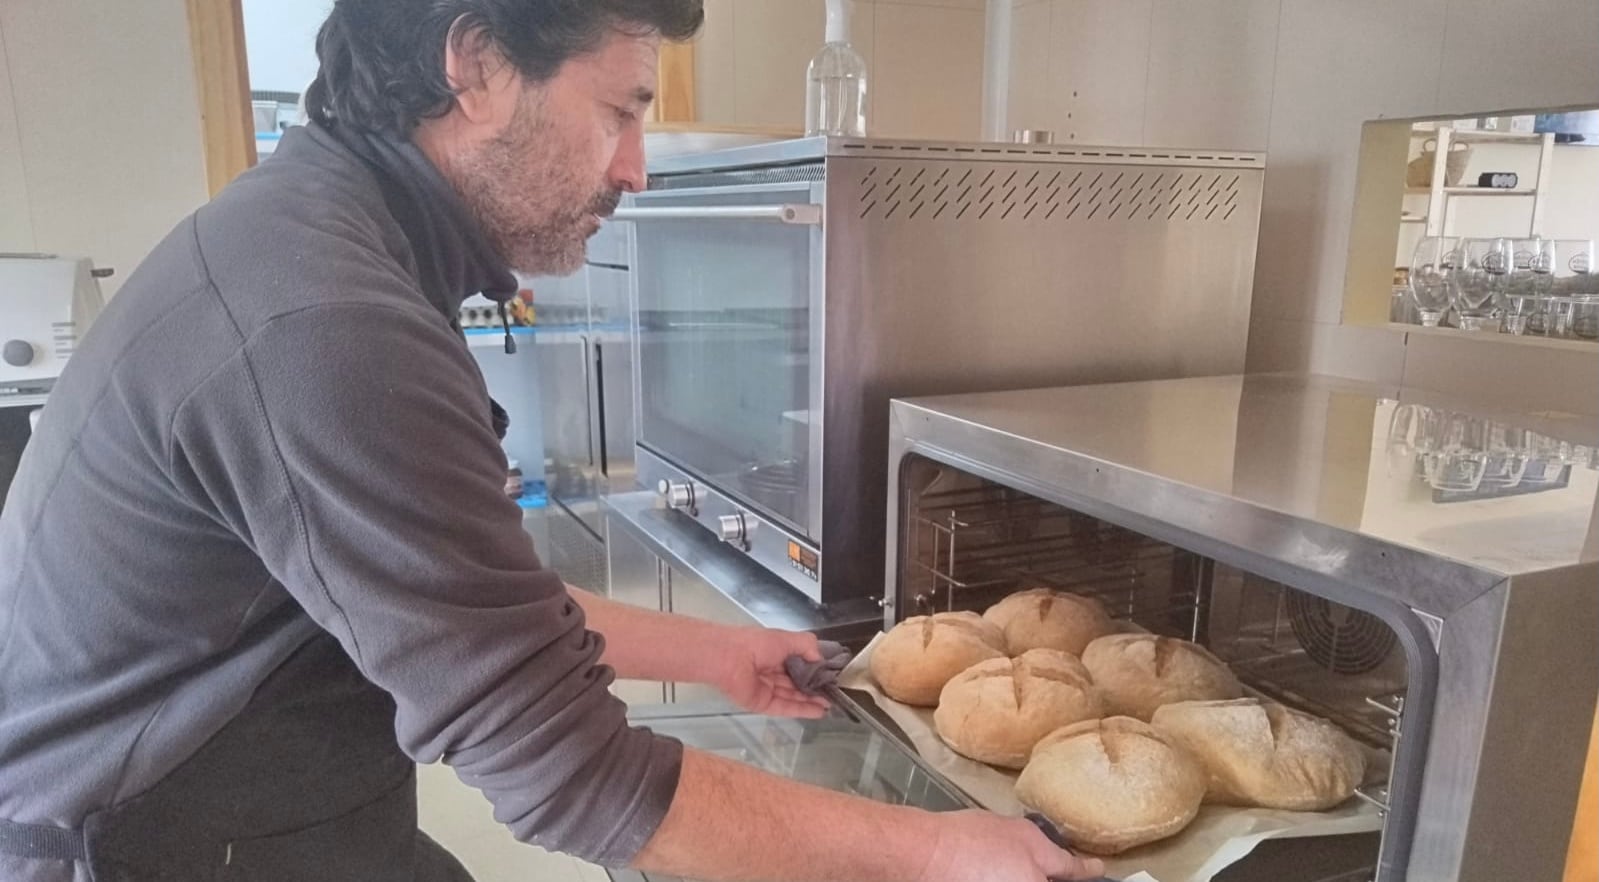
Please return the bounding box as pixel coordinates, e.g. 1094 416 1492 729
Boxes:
417 760 609 882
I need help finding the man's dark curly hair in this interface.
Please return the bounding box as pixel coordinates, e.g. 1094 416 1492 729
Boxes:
304 0 703 135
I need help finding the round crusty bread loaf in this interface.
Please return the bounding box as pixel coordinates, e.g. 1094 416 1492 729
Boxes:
869 612 1006 707
932 649 1104 769
1150 698 1367 811
1016 716 1206 855
982 588 1117 656
1080 633 1243 720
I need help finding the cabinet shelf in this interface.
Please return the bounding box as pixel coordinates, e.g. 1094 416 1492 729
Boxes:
1379 322 1596 353
1410 129 1548 145
1404 187 1536 197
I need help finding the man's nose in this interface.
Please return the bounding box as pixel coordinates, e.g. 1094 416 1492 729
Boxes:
608 126 646 193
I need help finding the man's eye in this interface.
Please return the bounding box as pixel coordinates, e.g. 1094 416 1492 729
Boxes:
615 107 637 124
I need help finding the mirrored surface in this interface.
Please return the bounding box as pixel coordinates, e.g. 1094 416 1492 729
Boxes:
1380 106 1599 342
906 373 1599 577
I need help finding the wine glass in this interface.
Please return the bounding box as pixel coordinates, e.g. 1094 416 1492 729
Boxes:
1421 410 1488 492
1408 237 1457 327
1454 238 1511 331
1386 403 1433 477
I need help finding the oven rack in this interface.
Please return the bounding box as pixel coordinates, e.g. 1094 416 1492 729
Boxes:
905 480 1404 811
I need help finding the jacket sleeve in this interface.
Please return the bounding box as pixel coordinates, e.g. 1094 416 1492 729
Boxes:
169 301 681 866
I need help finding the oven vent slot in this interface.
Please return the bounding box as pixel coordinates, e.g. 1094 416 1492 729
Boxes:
857 164 1243 224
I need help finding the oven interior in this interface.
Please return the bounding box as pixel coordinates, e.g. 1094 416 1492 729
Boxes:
895 456 1414 879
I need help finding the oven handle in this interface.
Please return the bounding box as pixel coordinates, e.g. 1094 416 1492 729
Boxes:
610 204 822 226
580 334 595 468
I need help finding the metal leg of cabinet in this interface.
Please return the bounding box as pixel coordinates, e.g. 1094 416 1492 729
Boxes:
658 555 757 705
605 515 669 704
605 508 758 705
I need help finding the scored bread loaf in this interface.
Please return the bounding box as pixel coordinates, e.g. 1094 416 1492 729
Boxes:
932 649 1104 769
982 588 1117 656
1080 633 1243 720
1150 698 1367 811
869 611 1006 706
1016 716 1206 855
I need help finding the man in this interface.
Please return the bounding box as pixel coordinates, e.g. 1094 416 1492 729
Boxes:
0 2 1104 880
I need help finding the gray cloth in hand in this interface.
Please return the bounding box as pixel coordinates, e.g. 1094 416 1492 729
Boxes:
783 641 852 695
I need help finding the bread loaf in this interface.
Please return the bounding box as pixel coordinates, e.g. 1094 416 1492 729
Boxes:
869 612 1006 706
1016 716 1206 855
1150 698 1367 811
1081 633 1242 720
983 588 1117 656
932 649 1104 769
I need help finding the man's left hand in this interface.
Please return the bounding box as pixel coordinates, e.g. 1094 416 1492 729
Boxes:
715 627 831 719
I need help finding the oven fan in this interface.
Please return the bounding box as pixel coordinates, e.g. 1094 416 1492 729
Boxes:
1286 593 1397 675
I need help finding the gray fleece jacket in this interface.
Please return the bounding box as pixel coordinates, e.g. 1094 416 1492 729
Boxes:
0 123 681 870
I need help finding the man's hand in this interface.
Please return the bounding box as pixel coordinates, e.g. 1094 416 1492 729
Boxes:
636 750 1108 882
920 811 1107 882
714 626 832 719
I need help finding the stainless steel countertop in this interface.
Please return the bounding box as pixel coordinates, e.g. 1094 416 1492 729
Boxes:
891 373 1599 616
603 490 881 640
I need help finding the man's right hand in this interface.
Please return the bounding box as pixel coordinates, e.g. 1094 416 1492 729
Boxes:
918 810 1106 882
634 748 1109 882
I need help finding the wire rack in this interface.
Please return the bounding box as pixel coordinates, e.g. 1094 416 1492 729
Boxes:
902 479 1406 814
906 484 1200 630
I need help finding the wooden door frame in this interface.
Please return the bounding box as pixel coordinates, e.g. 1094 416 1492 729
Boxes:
186 2 700 196
185 0 256 197
651 39 696 124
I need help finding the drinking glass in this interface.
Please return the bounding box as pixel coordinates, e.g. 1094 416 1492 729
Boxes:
1408 237 1458 327
1503 237 1553 336
1521 432 1572 484
1421 411 1488 492
1548 239 1597 338
1481 422 1529 489
1453 238 1511 331
1386 403 1434 477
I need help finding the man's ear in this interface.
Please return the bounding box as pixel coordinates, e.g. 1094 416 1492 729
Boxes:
442 17 516 125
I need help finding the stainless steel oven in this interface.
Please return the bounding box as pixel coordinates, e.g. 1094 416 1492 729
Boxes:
620 137 1266 605
882 373 1598 881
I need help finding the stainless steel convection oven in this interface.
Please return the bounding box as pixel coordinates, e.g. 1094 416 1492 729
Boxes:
878 373 1598 881
616 136 1266 605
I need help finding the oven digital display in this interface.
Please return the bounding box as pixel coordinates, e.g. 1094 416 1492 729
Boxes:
786 541 818 581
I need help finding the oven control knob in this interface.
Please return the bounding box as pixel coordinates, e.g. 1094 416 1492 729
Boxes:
717 512 755 545
3 340 34 367
657 479 696 511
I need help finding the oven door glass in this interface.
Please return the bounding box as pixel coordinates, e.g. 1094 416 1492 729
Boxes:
0 404 39 512
628 180 823 539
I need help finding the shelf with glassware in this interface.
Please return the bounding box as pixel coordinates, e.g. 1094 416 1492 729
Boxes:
1395 235 1597 344
1389 123 1596 345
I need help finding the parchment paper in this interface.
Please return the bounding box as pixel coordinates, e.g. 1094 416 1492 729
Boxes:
838 633 1383 882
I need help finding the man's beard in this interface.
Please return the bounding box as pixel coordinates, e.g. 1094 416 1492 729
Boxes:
439 91 621 276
